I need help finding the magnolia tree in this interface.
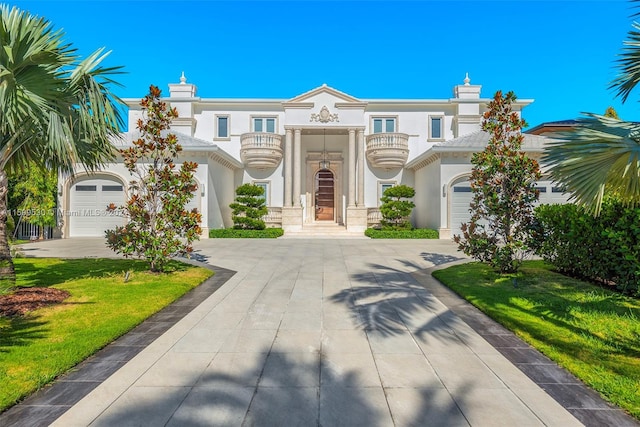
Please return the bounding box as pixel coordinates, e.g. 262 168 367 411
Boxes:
106 85 201 272
454 91 541 273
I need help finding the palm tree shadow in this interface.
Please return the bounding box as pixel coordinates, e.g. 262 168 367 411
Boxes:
421 252 466 266
330 261 474 350
95 348 383 426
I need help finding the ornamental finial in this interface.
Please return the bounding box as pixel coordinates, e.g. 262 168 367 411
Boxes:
464 72 470 86
180 71 187 84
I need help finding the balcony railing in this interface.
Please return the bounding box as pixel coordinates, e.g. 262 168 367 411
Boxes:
365 133 409 168
240 132 283 169
367 207 383 228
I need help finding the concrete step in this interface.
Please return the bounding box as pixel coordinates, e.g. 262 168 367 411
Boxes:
280 223 369 239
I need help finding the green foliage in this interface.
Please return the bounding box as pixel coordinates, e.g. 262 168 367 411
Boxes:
105 86 202 273
8 165 57 238
455 90 541 274
545 6 640 215
534 201 640 294
0 258 211 412
544 114 640 215
365 228 438 239
209 228 283 238
379 185 415 229
433 261 640 419
230 184 268 230
0 4 124 284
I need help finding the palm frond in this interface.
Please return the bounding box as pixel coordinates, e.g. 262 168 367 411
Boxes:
543 114 640 214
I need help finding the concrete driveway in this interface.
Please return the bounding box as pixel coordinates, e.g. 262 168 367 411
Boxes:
7 238 604 426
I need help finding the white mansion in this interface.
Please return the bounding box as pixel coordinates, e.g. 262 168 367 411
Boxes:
58 74 567 239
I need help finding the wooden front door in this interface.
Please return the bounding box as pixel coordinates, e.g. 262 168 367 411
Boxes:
315 169 334 221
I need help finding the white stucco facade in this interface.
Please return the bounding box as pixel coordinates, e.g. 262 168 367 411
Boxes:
59 74 566 239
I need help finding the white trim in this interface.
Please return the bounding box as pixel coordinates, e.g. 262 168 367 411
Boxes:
214 114 230 140
428 115 445 141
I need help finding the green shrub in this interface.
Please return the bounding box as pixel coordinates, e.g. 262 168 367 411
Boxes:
379 185 415 229
534 201 640 294
209 228 283 238
230 184 268 230
365 228 438 239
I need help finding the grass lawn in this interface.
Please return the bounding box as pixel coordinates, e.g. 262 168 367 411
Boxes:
432 260 640 420
0 258 212 412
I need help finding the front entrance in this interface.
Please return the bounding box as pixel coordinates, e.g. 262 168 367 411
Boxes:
315 169 334 221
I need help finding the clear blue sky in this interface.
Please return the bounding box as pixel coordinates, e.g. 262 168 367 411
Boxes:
8 0 640 129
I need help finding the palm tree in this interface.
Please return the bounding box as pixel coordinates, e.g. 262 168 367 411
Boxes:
543 1 640 215
0 5 124 286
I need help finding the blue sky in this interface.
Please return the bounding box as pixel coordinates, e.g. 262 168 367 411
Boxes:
8 0 640 129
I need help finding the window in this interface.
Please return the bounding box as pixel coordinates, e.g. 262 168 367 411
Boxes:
253 181 270 205
429 116 444 140
215 115 229 139
378 181 396 206
253 117 276 133
76 185 96 191
373 117 396 133
102 185 123 192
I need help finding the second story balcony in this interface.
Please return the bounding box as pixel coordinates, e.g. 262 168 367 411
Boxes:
240 132 283 169
366 133 409 169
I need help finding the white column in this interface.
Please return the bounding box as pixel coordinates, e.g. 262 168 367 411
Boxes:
284 128 292 207
293 128 302 207
348 128 356 207
357 129 365 207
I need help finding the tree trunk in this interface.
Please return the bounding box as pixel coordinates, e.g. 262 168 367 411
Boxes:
0 168 16 290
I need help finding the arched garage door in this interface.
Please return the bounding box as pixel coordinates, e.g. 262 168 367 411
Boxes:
450 180 570 237
68 176 126 237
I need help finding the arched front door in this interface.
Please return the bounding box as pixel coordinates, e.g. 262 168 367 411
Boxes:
315 169 334 221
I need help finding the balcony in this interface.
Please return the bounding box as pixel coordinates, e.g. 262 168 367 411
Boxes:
240 132 283 169
365 133 409 169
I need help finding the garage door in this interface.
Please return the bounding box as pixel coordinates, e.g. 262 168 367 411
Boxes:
69 177 126 237
450 181 570 237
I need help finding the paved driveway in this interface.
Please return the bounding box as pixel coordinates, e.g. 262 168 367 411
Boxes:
17 238 585 426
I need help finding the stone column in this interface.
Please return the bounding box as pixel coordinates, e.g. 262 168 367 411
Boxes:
348 128 356 208
293 128 302 207
284 128 292 207
357 128 365 207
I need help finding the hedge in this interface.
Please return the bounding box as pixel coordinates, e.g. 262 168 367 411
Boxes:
534 202 640 295
365 228 439 239
209 228 284 238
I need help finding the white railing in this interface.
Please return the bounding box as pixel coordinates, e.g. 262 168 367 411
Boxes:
263 207 282 228
240 132 283 149
367 208 382 228
365 133 409 150
15 222 53 240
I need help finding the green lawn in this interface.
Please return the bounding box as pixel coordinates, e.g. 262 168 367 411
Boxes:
432 260 640 420
0 258 212 412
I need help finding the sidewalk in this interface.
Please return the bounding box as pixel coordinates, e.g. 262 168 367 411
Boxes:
4 238 633 426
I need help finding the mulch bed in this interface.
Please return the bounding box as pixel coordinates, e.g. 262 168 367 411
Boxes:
0 287 70 317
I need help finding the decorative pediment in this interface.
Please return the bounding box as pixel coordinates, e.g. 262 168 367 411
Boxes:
310 106 339 123
284 84 361 107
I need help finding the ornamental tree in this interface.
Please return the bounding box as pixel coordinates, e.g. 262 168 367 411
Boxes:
105 85 201 272
230 184 268 230
454 90 541 274
380 185 415 229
